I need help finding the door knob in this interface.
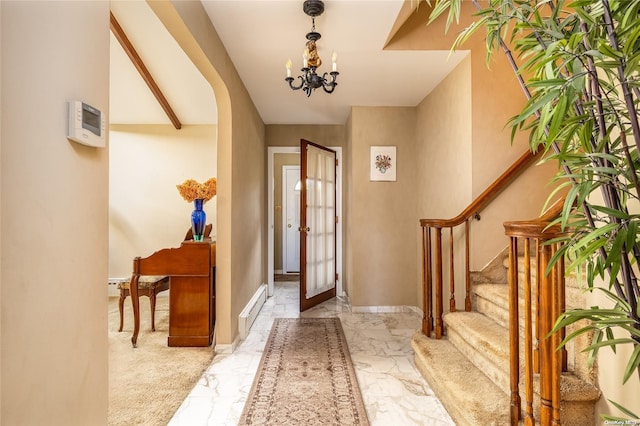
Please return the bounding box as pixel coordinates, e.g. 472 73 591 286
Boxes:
287 224 292 228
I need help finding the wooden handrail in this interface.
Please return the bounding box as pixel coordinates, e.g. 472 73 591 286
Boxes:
420 148 541 339
421 149 539 227
503 197 565 238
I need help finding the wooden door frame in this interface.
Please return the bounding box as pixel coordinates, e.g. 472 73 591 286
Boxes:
267 146 342 298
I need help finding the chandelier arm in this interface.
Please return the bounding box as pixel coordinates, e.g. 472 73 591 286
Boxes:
322 83 336 94
286 76 305 91
320 71 339 93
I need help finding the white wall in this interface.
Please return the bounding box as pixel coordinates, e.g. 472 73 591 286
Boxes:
1 2 109 424
108 124 217 280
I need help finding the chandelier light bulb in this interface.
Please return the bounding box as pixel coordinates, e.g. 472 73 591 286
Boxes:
286 59 292 78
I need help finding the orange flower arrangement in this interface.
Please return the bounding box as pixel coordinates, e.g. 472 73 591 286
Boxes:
176 178 217 203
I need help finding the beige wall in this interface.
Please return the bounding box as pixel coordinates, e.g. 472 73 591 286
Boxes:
0 1 3 409
416 57 472 220
265 125 346 148
345 115 353 297
1 2 109 424
108 124 217 280
415 57 473 307
586 207 640 419
465 43 561 271
590 308 640 419
150 1 266 346
347 107 418 307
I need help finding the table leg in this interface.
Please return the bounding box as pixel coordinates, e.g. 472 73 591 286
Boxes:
118 288 126 332
130 274 140 347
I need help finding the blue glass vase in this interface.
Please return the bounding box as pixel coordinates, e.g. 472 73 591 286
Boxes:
191 199 206 241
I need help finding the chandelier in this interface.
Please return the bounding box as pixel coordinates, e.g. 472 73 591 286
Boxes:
285 0 338 97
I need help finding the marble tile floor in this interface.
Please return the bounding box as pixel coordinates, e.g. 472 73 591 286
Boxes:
169 282 455 426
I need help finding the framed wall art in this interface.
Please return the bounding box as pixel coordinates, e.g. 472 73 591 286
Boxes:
370 146 397 181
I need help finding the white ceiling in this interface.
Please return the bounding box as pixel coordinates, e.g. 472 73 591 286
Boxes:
109 0 468 126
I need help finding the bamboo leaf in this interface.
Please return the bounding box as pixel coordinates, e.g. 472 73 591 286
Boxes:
585 337 633 352
598 41 624 59
548 94 569 142
623 24 640 57
556 325 596 349
623 344 640 384
571 223 617 251
512 90 562 127
605 399 640 420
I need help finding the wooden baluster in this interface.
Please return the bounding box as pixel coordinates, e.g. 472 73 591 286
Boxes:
534 239 541 374
435 227 444 339
557 243 568 371
551 242 562 425
523 238 535 425
538 240 553 425
449 227 456 312
509 236 521 425
465 219 471 311
422 226 433 336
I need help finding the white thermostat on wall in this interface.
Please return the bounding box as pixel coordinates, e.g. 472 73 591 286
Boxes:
67 100 106 148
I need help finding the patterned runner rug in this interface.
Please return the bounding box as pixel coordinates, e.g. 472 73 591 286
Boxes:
239 318 370 426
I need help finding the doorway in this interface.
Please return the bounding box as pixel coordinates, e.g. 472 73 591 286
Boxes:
267 146 343 298
282 165 301 274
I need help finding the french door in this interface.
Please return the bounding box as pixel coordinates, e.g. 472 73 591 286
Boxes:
299 139 337 311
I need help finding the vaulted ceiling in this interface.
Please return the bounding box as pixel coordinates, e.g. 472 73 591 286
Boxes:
109 1 468 127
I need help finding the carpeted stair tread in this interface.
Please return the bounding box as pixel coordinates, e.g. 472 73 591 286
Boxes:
412 331 510 426
444 311 511 391
441 311 601 409
444 311 509 365
474 283 525 329
474 283 509 311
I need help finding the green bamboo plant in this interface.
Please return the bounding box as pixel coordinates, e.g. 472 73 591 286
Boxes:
425 0 640 419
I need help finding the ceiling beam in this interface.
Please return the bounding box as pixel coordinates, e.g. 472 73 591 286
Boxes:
110 12 182 130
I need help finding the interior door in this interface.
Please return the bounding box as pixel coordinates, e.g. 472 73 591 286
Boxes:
283 166 300 273
300 139 337 311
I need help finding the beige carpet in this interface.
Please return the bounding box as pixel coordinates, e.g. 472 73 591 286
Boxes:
239 318 369 426
108 294 214 426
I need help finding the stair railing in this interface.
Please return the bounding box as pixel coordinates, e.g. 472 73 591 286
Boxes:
503 198 567 426
420 150 539 338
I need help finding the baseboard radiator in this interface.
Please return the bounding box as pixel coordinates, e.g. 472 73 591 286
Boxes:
238 284 267 340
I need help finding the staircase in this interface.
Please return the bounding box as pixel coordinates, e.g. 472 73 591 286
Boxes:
412 252 601 425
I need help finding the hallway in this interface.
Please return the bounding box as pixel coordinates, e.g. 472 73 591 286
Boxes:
169 282 455 425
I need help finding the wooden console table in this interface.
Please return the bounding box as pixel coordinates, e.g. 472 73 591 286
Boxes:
129 240 216 347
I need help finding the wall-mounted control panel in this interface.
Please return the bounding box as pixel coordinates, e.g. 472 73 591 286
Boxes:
67 101 106 148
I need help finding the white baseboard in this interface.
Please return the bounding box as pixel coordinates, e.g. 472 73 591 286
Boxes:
351 305 422 315
238 283 268 340
214 334 240 354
